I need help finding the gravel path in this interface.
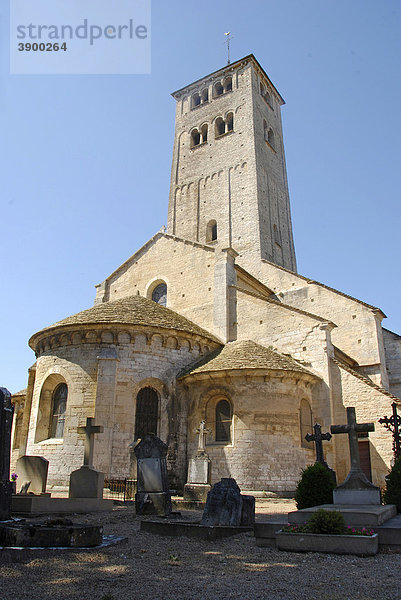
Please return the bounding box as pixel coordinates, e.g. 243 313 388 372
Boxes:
1 500 400 600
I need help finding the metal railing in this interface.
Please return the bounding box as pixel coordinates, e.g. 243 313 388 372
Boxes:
104 478 136 502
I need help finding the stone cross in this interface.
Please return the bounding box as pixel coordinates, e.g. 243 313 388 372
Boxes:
379 402 401 459
0 388 14 520
77 417 104 467
305 423 332 465
331 407 374 475
195 420 212 455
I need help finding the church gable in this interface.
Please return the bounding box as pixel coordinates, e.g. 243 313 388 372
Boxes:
95 232 216 334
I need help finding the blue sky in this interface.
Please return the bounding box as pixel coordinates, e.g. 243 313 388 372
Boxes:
1 0 400 393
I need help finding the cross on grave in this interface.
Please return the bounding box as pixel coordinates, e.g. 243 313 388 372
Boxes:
331 407 374 475
77 417 104 467
195 420 212 455
379 402 401 460
305 423 332 465
330 406 380 504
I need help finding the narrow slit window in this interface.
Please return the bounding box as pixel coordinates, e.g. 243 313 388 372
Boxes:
216 399 232 442
50 383 67 439
226 112 234 132
201 124 208 143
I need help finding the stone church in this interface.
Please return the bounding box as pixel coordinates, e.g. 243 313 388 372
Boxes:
11 55 401 494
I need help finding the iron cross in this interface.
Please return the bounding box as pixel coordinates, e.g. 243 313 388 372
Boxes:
379 402 401 459
331 407 374 473
305 423 332 464
77 417 104 467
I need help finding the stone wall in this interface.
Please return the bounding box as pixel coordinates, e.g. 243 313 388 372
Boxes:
329 358 394 487
20 326 218 489
383 328 401 398
95 233 217 337
181 371 318 492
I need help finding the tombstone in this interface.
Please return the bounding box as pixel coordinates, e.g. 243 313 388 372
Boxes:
69 417 105 499
0 388 14 520
184 420 212 502
305 423 337 484
16 456 49 495
331 406 380 504
134 434 172 517
200 478 255 527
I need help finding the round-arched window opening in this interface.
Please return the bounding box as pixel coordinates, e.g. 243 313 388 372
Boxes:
135 387 159 439
50 383 67 439
216 399 232 442
152 283 167 307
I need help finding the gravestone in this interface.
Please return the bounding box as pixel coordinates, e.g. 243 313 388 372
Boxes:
69 417 105 499
331 406 380 504
0 388 14 520
184 420 212 502
134 434 172 516
16 456 49 494
200 478 255 527
305 423 337 484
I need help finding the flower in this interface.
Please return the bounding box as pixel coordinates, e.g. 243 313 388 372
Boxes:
11 473 18 481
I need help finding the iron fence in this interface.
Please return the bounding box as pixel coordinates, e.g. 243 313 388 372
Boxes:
104 478 136 502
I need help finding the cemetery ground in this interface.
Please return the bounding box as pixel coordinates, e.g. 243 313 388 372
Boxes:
0 500 400 600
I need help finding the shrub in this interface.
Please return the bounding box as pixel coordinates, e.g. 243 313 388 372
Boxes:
308 509 345 535
383 456 401 512
294 462 335 509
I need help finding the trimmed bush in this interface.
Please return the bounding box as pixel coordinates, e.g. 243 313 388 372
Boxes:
308 508 345 535
383 456 401 512
295 462 335 509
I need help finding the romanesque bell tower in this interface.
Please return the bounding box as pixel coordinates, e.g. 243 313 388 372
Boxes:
167 54 297 273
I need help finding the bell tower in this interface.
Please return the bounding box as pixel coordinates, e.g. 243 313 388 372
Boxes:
167 54 297 273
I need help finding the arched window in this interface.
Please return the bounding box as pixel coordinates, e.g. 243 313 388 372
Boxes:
216 399 232 442
267 128 275 149
135 387 159 439
151 283 167 306
50 383 67 439
192 92 201 108
224 76 232 92
200 123 208 143
226 112 234 132
215 117 225 137
190 129 201 148
214 81 224 97
206 219 217 242
201 88 209 103
300 399 313 449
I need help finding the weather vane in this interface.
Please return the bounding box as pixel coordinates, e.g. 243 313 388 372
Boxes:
224 32 233 65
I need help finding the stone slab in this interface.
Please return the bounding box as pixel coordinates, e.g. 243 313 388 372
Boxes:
254 520 287 547
377 514 401 549
183 483 211 502
69 466 104 499
0 523 103 547
334 487 381 505
11 496 113 515
140 520 253 540
276 531 378 556
16 456 49 495
288 504 397 527
187 456 211 484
